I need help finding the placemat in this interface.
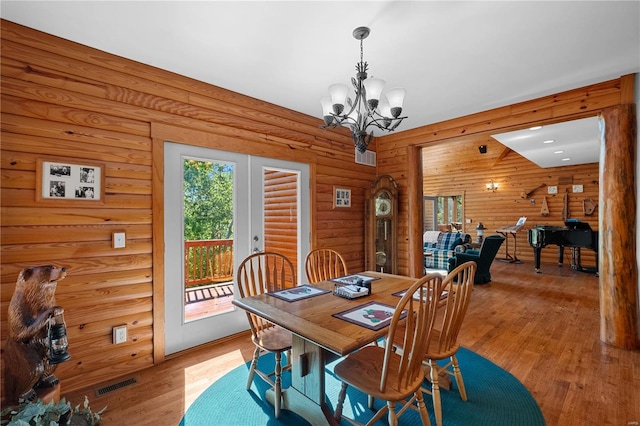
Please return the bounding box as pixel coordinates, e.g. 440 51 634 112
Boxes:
332 301 406 331
267 285 330 302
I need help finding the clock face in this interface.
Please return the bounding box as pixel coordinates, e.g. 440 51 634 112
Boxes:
376 198 391 216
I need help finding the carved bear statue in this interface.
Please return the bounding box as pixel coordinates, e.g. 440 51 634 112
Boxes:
4 265 67 404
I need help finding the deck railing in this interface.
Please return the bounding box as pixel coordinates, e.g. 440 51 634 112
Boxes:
184 239 234 289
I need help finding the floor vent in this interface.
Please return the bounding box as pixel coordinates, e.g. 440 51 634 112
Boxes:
95 377 138 397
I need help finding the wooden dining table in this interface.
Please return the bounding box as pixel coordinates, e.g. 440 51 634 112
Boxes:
232 271 418 426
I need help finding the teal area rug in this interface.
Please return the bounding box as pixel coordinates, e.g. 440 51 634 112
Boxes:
180 347 545 425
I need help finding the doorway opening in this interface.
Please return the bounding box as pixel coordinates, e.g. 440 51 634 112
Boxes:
164 141 310 355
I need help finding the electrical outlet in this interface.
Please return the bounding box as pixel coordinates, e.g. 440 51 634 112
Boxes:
113 232 126 249
113 325 127 344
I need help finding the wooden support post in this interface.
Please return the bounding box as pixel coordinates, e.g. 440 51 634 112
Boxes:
408 145 423 278
598 104 639 349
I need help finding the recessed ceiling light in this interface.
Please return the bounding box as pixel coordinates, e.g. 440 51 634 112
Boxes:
543 139 555 144
561 158 571 161
529 126 542 130
554 150 564 154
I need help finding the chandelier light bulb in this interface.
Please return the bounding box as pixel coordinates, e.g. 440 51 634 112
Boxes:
378 101 393 127
320 97 334 125
363 77 385 109
385 88 406 118
328 83 349 115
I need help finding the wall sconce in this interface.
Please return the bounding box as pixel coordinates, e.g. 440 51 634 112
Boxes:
486 180 498 192
476 222 487 244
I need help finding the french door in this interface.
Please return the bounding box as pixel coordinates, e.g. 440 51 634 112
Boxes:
163 142 309 355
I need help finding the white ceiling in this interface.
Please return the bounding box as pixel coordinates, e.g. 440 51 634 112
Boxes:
492 116 601 168
1 1 639 163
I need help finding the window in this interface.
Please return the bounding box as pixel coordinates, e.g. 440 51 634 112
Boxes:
423 194 464 232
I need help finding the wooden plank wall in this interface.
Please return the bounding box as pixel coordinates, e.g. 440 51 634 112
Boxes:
376 78 627 276
0 20 375 394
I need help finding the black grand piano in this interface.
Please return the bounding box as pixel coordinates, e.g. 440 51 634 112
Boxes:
528 221 598 274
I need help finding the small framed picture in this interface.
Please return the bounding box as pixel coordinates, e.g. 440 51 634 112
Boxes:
333 186 351 208
36 158 105 205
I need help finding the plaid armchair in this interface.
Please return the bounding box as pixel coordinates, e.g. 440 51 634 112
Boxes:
424 232 471 270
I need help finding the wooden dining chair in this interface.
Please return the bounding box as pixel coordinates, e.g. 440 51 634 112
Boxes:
236 252 296 418
333 273 445 426
304 248 348 283
423 260 476 426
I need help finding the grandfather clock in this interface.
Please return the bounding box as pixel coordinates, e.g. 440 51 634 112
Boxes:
365 175 399 274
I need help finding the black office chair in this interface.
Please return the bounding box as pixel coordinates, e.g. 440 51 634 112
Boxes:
448 234 505 284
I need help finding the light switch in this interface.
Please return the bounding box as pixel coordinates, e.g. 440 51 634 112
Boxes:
113 232 126 248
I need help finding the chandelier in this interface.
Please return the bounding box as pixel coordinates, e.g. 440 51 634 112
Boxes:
320 26 407 153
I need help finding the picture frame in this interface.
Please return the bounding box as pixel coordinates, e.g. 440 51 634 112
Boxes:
333 186 351 208
36 157 105 205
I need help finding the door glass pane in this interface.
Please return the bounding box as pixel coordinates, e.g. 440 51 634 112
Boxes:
263 168 298 287
183 158 235 322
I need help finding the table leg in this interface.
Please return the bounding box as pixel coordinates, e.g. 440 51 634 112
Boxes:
265 335 338 426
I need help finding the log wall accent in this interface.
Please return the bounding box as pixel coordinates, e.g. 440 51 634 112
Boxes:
0 20 375 394
376 75 639 348
599 105 639 348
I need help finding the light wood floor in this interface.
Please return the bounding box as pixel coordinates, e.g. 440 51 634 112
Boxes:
64 261 640 426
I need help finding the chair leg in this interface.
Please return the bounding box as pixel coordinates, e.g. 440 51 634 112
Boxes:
274 351 282 418
368 395 375 410
246 346 260 390
334 382 348 422
386 401 398 426
428 360 442 426
415 390 432 426
451 354 467 401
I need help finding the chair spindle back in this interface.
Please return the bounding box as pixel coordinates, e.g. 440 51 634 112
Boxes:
304 248 348 283
237 252 296 334
381 273 444 392
436 261 476 354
